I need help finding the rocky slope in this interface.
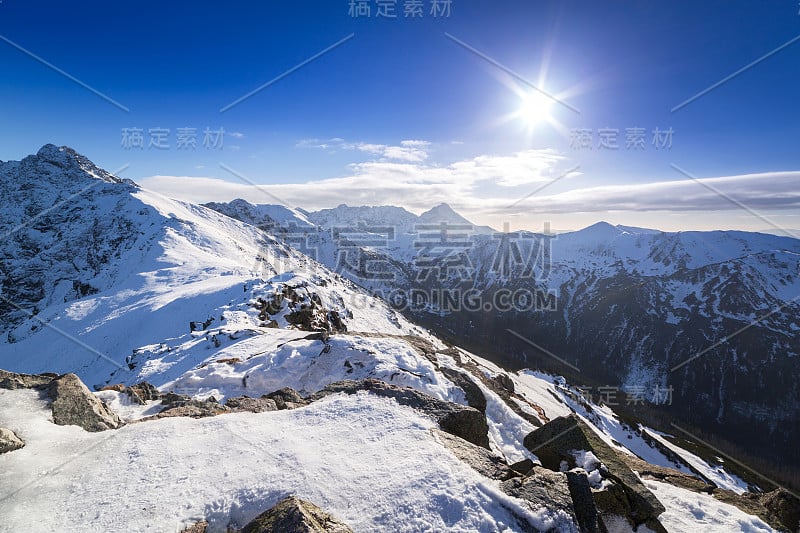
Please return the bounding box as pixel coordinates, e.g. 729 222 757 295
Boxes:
0 146 797 532
206 200 800 472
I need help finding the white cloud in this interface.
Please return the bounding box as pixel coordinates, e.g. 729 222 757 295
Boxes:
136 142 800 234
495 171 800 215
229 132 245 139
296 138 431 162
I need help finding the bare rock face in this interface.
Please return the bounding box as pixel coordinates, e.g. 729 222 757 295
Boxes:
241 496 353 533
48 373 123 432
0 369 58 390
179 520 208 533
524 414 665 531
225 396 279 413
0 427 25 454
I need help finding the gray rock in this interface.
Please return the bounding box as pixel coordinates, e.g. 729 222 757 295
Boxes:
0 427 24 454
431 428 517 480
265 388 308 410
225 396 279 413
760 489 800 533
440 367 487 413
124 382 161 404
501 466 579 532
242 496 353 533
0 369 57 390
179 520 208 533
48 373 123 432
524 414 665 527
493 372 515 393
565 471 600 533
313 379 490 448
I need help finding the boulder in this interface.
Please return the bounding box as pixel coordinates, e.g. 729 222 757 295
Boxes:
124 382 161 404
313 379 490 449
0 369 57 390
48 373 123 432
0 427 24 454
265 388 308 410
431 428 518 481
524 414 665 528
179 520 208 533
501 467 579 531
493 372 515 393
145 398 229 421
242 496 353 533
760 489 800 533
225 396 279 413
565 471 601 533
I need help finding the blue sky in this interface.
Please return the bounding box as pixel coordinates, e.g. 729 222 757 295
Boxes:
1 1 799 232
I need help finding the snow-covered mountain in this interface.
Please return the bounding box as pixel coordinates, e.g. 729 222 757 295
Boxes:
0 146 797 532
206 200 800 479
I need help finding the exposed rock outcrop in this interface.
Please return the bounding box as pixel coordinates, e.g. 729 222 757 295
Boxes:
312 379 490 449
241 496 353 533
265 388 308 410
0 427 25 454
439 367 487 413
48 373 123 432
225 396 279 413
179 520 208 533
524 414 665 530
0 370 57 390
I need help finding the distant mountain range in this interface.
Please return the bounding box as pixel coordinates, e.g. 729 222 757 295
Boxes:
1 146 798 531
206 198 800 471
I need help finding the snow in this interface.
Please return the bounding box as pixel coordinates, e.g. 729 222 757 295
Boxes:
442 351 539 464
0 388 576 533
163 334 467 403
645 429 751 494
645 480 775 533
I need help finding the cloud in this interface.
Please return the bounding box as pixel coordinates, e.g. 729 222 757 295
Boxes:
136 139 799 233
229 132 245 139
494 171 800 215
137 148 574 214
296 138 431 162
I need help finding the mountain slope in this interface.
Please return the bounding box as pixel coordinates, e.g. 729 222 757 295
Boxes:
0 146 794 532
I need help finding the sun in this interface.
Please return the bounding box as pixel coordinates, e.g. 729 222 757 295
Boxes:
518 91 554 127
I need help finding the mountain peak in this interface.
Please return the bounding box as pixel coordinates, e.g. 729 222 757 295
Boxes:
24 144 134 186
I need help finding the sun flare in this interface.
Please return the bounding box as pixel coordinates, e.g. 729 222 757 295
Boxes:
518 91 554 127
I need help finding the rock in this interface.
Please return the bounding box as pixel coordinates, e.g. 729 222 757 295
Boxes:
509 458 535 476
0 427 24 454
431 428 517 480
48 373 123 432
265 388 308 410
161 391 191 405
501 466 579 532
124 382 161 404
313 379 490 449
180 520 208 533
0 369 57 390
145 399 229 421
493 372 515 393
760 488 800 533
225 396 279 413
523 414 665 527
242 496 353 533
440 367 487 413
565 471 601 533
